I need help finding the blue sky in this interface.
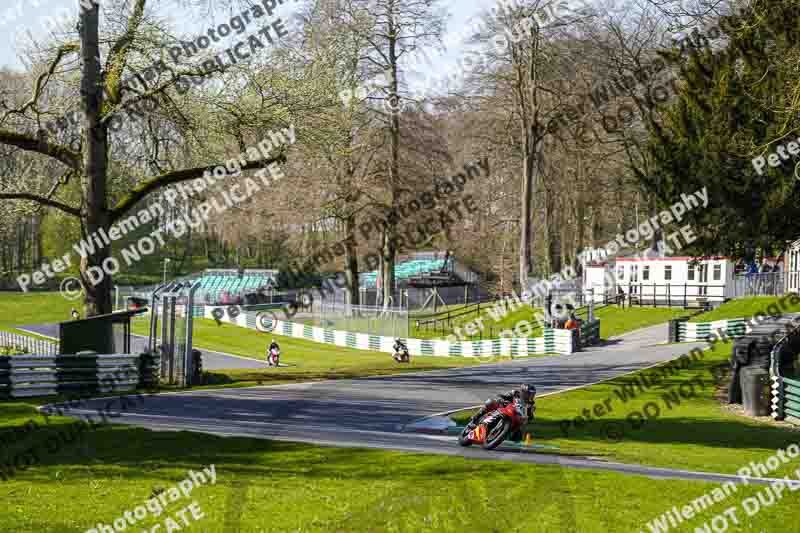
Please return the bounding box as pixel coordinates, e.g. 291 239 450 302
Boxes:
0 0 489 78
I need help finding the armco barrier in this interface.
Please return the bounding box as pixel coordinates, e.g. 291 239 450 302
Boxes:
206 307 580 356
0 354 158 399
676 318 748 342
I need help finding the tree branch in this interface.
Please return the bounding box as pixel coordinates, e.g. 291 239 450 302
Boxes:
103 0 147 107
0 192 81 217
109 153 287 222
0 43 79 124
0 129 81 169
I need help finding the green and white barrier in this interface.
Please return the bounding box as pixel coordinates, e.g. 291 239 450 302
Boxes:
677 318 748 342
205 306 578 356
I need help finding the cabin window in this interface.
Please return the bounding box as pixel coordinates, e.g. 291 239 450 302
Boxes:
642 266 650 281
664 265 672 281
688 265 695 281
713 264 722 281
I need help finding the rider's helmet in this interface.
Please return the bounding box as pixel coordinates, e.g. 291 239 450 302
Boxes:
518 384 537 404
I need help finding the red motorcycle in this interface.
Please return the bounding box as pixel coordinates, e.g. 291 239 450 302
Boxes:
458 395 534 450
268 347 280 367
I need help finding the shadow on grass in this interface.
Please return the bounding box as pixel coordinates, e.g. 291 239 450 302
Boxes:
4 420 541 486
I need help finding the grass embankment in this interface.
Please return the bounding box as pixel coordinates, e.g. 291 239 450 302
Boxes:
0 292 73 337
593 305 690 338
412 302 690 341
2 400 800 532
689 295 800 322
453 339 800 477
132 318 515 387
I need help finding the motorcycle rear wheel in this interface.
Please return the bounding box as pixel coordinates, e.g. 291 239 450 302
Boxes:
481 418 510 450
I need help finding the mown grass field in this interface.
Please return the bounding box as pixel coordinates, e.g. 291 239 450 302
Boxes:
690 294 800 322
0 292 74 334
2 398 800 532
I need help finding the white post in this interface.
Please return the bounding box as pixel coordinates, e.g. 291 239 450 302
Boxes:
162 257 171 285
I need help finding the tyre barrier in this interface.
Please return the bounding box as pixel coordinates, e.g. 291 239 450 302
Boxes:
769 318 800 424
722 313 800 422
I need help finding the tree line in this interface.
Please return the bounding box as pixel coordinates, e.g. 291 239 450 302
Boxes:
0 0 796 315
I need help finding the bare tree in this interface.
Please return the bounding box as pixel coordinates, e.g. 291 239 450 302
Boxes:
0 1 289 315
339 0 445 308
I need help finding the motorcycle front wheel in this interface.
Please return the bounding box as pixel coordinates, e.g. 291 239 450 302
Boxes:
481 418 510 450
458 426 473 447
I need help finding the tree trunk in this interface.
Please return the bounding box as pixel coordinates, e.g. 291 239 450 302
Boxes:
382 8 400 309
649 196 662 252
381 228 396 307
79 3 112 316
32 214 42 266
520 150 535 289
574 194 586 276
344 215 360 306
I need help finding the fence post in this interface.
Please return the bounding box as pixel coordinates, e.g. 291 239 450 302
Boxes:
684 283 687 308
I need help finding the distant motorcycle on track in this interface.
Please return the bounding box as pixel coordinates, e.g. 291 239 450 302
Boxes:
268 347 280 367
393 339 410 363
267 339 281 367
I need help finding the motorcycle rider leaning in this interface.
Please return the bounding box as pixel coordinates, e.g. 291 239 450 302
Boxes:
393 338 408 361
466 384 536 441
267 338 279 357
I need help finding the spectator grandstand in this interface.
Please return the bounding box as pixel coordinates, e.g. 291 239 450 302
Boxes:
194 269 278 304
117 253 482 313
358 253 457 288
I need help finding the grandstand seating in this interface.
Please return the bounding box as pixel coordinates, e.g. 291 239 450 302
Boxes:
193 270 277 304
359 256 453 289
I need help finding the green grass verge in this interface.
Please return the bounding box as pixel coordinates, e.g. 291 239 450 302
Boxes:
2 399 800 532
0 292 74 342
593 305 690 338
413 303 690 341
133 318 514 386
452 339 800 477
690 295 800 322
0 292 74 334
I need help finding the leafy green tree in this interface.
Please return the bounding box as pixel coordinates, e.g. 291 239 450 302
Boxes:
647 0 800 259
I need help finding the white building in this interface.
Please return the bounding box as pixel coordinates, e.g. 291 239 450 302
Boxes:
584 256 736 305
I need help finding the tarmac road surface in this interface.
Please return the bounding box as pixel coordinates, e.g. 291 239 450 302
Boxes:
46 322 774 484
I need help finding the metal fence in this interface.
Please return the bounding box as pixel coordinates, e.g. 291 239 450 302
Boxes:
617 282 727 307
292 299 410 338
0 331 59 355
732 272 786 298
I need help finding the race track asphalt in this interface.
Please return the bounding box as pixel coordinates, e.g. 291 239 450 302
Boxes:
43 322 778 485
